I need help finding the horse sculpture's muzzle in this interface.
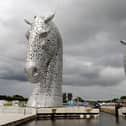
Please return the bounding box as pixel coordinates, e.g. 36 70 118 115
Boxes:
24 62 40 83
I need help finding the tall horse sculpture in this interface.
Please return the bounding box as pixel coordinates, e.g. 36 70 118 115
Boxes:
24 14 63 107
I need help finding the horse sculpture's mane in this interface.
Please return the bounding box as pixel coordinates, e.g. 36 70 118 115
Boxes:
24 14 63 107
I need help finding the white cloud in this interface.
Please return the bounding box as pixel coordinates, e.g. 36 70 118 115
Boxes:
100 67 124 80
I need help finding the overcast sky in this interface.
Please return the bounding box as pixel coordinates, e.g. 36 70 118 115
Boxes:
0 0 126 100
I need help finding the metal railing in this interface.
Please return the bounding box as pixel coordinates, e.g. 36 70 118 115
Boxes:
0 106 34 115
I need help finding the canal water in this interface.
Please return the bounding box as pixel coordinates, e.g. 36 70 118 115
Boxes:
21 113 126 126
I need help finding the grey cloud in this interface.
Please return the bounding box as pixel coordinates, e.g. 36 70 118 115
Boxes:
63 56 125 86
0 75 26 82
0 0 126 98
0 79 32 96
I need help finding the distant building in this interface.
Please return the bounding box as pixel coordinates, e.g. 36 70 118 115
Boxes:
0 100 7 106
12 100 19 107
120 99 126 106
100 102 115 106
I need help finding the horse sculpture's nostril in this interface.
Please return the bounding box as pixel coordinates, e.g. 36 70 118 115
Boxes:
33 67 37 73
33 72 39 77
32 67 39 77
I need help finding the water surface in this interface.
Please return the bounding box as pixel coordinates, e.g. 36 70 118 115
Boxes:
21 113 126 126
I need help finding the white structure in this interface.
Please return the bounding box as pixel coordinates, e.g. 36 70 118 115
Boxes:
0 100 6 106
12 100 19 107
24 13 63 107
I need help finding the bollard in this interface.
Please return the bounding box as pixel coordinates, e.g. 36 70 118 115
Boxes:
24 108 26 115
51 109 56 120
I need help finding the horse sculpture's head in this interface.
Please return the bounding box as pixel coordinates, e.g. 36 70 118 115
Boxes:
24 14 56 83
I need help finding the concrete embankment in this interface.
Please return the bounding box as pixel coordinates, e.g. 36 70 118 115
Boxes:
37 106 100 119
101 106 115 115
37 106 99 114
101 106 126 116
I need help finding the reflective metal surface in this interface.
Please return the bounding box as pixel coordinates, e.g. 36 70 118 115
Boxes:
24 14 63 107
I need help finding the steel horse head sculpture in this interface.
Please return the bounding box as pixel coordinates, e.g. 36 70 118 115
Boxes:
24 14 63 107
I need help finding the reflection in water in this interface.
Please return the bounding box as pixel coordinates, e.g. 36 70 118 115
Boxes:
21 113 126 126
25 119 99 126
115 116 120 124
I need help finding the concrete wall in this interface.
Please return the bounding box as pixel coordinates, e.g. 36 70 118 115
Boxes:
37 106 100 114
101 106 115 115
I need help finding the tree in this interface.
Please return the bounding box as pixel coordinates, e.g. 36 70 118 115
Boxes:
0 95 7 100
0 95 28 101
74 97 84 102
112 98 119 102
63 93 67 103
120 96 126 99
68 93 73 101
12 95 24 101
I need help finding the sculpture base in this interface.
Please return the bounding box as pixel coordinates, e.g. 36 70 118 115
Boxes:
27 95 62 107
27 83 62 107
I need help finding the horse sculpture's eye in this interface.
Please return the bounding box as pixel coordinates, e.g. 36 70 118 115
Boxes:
25 31 30 40
39 32 48 38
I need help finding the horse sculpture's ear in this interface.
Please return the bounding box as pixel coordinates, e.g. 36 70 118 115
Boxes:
44 13 55 23
120 40 126 45
34 16 36 19
24 18 32 25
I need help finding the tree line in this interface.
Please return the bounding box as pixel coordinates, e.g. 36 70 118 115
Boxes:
1 94 126 103
0 95 28 101
63 92 85 103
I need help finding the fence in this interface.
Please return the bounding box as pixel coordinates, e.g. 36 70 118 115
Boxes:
0 106 34 115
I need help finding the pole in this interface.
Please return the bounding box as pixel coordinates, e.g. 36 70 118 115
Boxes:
115 102 120 123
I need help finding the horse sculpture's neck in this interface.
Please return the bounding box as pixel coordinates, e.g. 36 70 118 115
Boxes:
27 23 63 107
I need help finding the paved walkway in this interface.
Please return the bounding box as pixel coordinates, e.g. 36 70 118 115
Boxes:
0 113 34 125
